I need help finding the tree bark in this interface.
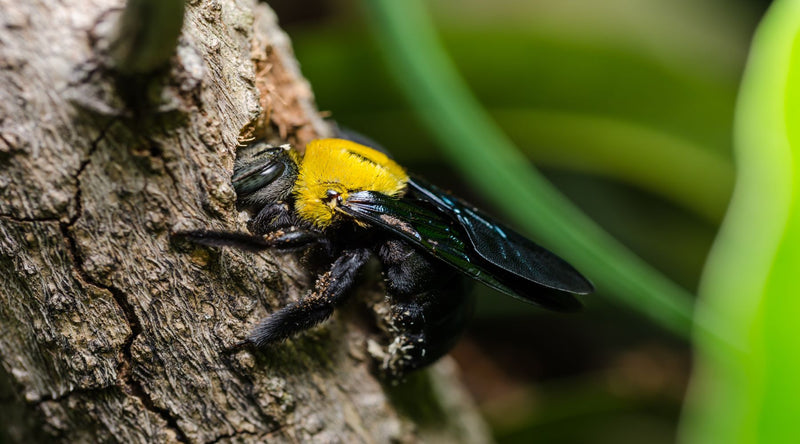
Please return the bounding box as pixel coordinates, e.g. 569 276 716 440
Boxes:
0 1 490 442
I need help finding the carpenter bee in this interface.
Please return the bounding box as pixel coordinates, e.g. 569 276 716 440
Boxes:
177 138 593 377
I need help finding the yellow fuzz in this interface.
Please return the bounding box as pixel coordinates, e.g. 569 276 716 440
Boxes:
294 138 409 228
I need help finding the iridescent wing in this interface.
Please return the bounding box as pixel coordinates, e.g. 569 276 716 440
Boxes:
341 179 592 312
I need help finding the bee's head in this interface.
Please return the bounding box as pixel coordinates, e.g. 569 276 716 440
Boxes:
232 141 299 212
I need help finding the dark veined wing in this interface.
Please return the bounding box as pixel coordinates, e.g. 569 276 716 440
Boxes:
341 188 587 312
408 178 594 295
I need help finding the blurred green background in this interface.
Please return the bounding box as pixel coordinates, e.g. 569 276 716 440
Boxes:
265 0 772 442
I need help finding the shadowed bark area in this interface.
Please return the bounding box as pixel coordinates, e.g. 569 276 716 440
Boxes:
0 0 489 442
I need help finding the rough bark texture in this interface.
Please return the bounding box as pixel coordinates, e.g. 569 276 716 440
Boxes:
0 1 490 442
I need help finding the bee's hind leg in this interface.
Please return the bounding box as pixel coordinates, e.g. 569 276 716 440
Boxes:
380 287 475 379
376 238 475 379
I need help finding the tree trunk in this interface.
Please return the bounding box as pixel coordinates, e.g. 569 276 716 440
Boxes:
0 1 490 442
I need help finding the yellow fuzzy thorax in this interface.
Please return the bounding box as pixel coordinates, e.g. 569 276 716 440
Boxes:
294 138 408 228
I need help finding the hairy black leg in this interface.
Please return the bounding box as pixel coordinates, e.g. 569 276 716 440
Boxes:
245 248 372 347
382 281 474 377
376 239 474 377
173 229 320 252
387 286 474 375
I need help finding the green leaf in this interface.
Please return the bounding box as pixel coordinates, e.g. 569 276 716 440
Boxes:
681 0 800 441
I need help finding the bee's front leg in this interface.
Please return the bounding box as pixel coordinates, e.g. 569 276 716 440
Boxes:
172 229 320 252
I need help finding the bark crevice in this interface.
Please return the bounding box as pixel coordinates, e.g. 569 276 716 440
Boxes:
57 127 190 443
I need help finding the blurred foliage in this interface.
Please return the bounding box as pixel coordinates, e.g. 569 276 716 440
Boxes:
282 0 758 296
360 0 703 344
682 0 800 442
267 0 771 442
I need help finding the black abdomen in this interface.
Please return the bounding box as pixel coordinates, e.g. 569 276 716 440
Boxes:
377 239 475 376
